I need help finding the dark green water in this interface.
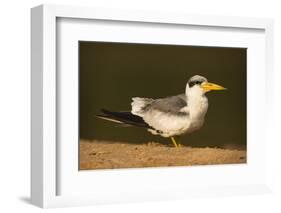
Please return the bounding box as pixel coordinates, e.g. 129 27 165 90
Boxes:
79 41 246 148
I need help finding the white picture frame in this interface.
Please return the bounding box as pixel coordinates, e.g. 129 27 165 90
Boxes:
31 4 274 208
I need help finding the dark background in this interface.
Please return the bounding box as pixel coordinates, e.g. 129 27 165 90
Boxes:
79 41 246 148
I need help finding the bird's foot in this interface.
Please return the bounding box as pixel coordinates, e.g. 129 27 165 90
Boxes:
170 137 181 148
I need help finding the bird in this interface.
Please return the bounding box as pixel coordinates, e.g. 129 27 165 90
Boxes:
96 75 226 148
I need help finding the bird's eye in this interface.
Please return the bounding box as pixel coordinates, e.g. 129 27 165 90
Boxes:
189 81 202 87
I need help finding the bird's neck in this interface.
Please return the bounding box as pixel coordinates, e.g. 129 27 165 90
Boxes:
186 89 208 119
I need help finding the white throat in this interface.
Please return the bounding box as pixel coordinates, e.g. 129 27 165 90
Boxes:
185 85 208 119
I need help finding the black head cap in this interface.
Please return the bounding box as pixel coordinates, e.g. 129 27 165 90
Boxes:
188 75 208 87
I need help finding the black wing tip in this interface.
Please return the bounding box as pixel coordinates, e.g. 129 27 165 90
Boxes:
95 108 122 121
95 108 152 129
95 114 106 118
100 108 112 115
95 109 111 120
93 109 111 117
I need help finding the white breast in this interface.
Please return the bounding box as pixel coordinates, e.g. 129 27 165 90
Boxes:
187 93 208 129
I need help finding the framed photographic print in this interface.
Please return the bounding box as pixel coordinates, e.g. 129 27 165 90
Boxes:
31 4 274 208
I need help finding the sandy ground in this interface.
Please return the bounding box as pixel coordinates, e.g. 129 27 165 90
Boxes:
80 140 246 170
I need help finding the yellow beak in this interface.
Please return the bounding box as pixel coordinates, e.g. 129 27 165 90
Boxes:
201 82 226 92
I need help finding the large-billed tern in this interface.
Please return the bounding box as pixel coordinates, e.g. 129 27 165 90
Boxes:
97 75 226 148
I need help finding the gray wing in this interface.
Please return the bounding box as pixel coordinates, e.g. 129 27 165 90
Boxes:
148 94 188 115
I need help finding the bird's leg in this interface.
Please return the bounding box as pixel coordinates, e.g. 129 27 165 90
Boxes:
170 137 178 148
176 136 182 147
